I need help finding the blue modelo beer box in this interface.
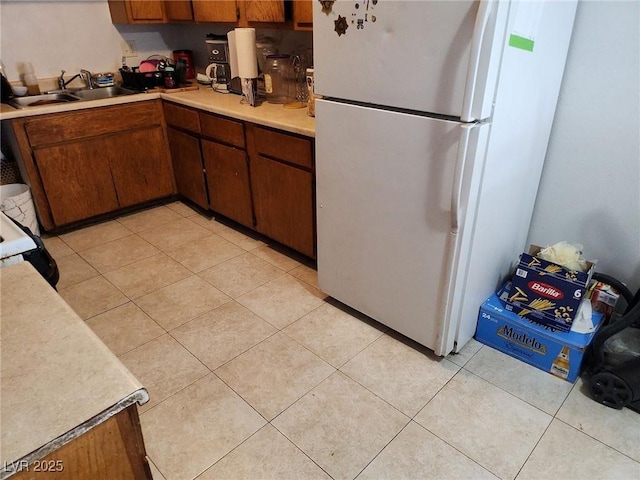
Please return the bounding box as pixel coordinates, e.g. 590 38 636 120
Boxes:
504 245 596 332
476 284 603 383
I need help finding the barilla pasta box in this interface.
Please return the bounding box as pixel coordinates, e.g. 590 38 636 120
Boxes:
476 284 603 383
505 245 596 332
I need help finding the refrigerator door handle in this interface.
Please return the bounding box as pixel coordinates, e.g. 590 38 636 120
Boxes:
451 124 473 234
461 0 493 122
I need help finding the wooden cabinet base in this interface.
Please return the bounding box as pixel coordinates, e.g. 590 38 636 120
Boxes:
12 405 152 480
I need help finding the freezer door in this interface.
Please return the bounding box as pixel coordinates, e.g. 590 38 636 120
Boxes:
313 0 506 119
316 99 485 353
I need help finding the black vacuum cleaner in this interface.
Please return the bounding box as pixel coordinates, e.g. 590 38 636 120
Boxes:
583 272 640 412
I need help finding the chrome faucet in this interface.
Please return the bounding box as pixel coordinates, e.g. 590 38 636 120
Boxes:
80 69 94 89
57 70 82 90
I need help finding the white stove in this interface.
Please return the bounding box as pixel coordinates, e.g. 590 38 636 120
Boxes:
0 210 37 267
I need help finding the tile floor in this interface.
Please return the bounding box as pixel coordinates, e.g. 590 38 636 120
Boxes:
44 202 640 480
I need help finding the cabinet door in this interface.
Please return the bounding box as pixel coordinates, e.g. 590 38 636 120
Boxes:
129 1 165 21
165 0 193 20
33 140 120 226
251 155 315 258
193 0 238 22
245 0 286 22
167 127 209 209
202 140 254 228
293 0 313 30
109 127 176 208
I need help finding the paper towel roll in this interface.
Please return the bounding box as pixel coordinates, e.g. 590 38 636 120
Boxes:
235 28 258 79
227 30 239 79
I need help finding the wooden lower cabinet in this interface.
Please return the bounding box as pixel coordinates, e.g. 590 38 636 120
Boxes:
12 405 151 480
34 138 121 227
202 139 254 228
11 100 176 230
167 127 209 209
164 101 316 258
250 153 315 258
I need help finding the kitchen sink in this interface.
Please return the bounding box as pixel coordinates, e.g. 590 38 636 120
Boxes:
72 86 138 101
8 86 139 109
8 93 81 109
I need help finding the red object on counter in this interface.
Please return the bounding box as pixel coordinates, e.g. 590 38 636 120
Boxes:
173 50 195 80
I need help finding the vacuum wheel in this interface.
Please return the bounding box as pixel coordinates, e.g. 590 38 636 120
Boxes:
590 371 633 409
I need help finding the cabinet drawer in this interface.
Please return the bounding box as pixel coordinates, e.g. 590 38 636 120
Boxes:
252 126 313 169
164 102 200 133
199 113 245 149
24 101 163 147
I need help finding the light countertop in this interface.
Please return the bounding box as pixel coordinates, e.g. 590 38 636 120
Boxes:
0 85 315 138
0 262 148 478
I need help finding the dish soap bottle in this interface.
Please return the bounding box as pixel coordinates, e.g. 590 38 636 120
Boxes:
23 63 41 96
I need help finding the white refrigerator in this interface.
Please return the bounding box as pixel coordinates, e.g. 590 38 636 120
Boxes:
313 0 578 356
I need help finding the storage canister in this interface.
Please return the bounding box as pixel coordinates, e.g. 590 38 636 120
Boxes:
264 54 292 104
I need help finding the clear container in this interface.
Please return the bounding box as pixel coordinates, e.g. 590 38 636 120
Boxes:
264 54 292 104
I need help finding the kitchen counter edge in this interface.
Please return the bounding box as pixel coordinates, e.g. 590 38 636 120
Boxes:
0 86 315 138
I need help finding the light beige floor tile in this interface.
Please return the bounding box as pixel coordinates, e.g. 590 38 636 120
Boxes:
117 205 183 233
359 421 497 480
85 302 165 356
165 234 245 273
199 252 285 298
148 458 166 480
58 220 132 252
119 334 209 413
172 301 277 370
237 275 326 329
103 254 192 299
341 334 459 417
272 371 409 480
188 214 232 234
215 332 334 420
290 263 320 289
55 253 100 290
78 234 160 273
138 217 213 252
284 302 385 368
517 419 640 480
465 346 573 415
217 226 266 251
197 424 331 480
556 379 640 461
41 236 74 258
447 337 483 367
251 245 302 271
166 201 199 217
58 276 128 320
414 370 551 480
134 275 230 331
141 374 266 480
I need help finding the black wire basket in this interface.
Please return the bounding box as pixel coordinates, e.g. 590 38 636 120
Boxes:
119 68 163 91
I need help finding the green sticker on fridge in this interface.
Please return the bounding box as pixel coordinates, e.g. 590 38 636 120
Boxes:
509 34 535 52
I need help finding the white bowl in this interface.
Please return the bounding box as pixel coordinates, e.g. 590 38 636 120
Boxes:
12 86 27 97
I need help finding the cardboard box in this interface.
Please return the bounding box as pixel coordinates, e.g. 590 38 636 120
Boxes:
476 284 603 383
589 281 620 323
506 245 596 332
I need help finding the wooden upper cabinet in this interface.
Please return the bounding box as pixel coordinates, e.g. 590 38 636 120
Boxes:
164 0 193 21
108 1 166 24
244 0 286 23
193 0 239 23
293 0 313 30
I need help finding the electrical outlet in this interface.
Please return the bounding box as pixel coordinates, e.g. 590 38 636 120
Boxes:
121 40 138 58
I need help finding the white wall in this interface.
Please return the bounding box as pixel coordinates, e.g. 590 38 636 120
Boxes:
528 0 640 292
0 1 311 82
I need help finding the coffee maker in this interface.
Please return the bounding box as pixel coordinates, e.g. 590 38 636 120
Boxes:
205 34 241 94
206 35 232 91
